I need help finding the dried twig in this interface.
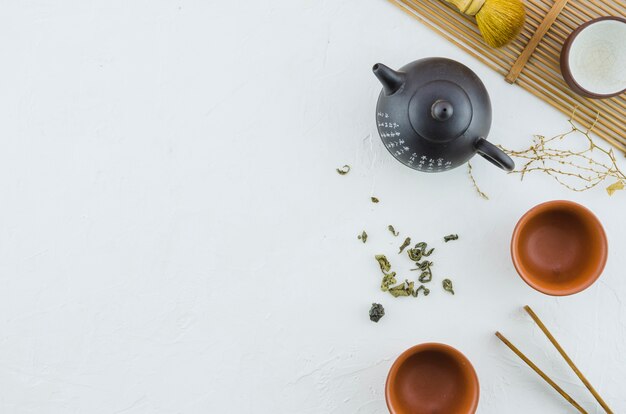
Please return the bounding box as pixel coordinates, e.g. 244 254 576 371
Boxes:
502 109 625 195
468 161 489 200
469 109 626 198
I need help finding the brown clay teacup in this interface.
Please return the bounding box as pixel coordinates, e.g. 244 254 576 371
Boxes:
385 343 479 414
511 200 608 296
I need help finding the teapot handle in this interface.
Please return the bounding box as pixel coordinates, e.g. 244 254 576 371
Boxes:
475 138 515 171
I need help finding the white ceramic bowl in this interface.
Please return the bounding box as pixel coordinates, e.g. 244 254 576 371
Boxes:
560 17 626 99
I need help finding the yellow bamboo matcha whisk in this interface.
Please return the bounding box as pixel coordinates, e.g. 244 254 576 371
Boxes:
446 0 526 48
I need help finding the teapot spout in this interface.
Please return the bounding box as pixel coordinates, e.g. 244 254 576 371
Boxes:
373 63 405 96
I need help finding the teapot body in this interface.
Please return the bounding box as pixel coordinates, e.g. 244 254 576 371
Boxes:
374 57 512 172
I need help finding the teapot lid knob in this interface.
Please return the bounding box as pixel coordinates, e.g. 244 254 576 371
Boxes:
431 100 454 121
409 80 473 143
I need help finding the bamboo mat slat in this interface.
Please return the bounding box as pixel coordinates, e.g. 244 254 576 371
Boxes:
390 0 626 153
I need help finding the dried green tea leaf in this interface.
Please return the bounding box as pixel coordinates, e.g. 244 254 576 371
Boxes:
380 271 397 292
407 242 434 261
606 180 625 196
410 260 433 271
414 260 433 283
389 285 409 297
442 279 455 295
406 280 415 296
371 197 380 203
398 237 411 254
444 234 459 242
357 231 368 243
375 255 391 273
388 225 399 236
389 280 413 297
336 165 351 175
407 247 423 262
369 303 385 322
418 270 432 283
413 285 430 297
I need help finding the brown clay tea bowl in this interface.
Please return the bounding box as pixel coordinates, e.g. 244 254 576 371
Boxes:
385 343 479 414
511 200 608 296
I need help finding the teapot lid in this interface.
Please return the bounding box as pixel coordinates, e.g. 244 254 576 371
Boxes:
408 80 472 142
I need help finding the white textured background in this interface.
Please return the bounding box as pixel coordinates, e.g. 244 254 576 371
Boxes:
0 1 624 413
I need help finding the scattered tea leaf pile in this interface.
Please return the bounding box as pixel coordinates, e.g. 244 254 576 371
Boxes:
374 234 458 301
335 166 460 322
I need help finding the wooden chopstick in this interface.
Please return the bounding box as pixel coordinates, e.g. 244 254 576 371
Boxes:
495 331 588 413
505 0 570 84
524 305 614 414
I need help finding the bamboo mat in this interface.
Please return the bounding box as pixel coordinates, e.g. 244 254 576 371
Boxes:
390 0 626 153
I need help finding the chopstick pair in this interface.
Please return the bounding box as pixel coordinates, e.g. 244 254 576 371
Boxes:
496 305 613 414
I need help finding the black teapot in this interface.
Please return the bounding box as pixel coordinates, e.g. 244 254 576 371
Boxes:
373 57 514 173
